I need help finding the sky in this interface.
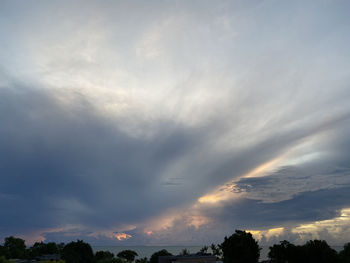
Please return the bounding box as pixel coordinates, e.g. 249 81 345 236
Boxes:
0 0 350 247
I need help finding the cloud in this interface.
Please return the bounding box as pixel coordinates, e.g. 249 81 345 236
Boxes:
137 119 350 245
0 84 204 237
233 165 350 203
0 0 350 246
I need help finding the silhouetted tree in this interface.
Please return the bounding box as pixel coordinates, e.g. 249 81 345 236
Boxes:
117 250 138 263
268 240 300 263
29 241 59 258
294 245 309 263
210 244 222 258
62 240 93 263
303 240 338 263
94 251 115 263
0 256 13 263
57 243 65 252
199 246 209 254
0 246 9 259
220 230 260 263
340 243 350 263
135 257 148 263
4 236 26 259
179 249 190 256
150 250 172 263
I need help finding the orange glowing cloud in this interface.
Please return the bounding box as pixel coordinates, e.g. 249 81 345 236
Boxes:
197 155 288 206
18 225 81 245
292 208 350 239
246 227 285 241
114 232 132 241
242 156 285 179
198 194 222 204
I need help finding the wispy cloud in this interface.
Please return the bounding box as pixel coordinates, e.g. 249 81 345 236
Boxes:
0 0 350 245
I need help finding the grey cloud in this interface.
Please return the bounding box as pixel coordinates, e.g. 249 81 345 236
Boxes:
0 84 203 234
233 165 350 203
153 124 350 245
1 0 350 246
153 186 350 246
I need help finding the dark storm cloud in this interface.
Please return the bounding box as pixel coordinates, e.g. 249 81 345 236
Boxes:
233 165 350 203
0 83 203 235
213 186 350 229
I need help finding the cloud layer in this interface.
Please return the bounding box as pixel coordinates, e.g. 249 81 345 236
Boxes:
0 0 350 246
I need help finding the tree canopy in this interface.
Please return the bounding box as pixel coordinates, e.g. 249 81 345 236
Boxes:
220 230 260 263
117 250 138 263
199 246 209 254
268 239 339 263
268 240 301 263
94 251 115 263
135 257 148 263
0 256 13 263
29 241 60 258
303 240 338 263
210 244 222 258
340 243 350 263
4 236 26 259
62 240 93 263
0 246 9 259
1 233 350 263
150 250 172 263
179 249 190 256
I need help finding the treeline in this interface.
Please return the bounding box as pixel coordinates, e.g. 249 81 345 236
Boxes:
0 237 161 263
1 230 350 263
206 230 350 263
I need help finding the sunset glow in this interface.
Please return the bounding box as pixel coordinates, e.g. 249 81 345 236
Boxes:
114 233 132 241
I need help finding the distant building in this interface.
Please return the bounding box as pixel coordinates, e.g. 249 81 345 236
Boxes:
159 254 221 263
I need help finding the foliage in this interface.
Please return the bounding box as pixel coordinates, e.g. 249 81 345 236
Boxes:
135 257 148 263
268 240 301 263
113 258 124 263
199 246 208 254
268 239 339 263
3 233 350 263
4 236 26 259
220 230 260 263
210 244 222 258
94 251 115 263
303 240 338 263
56 242 65 254
179 249 190 256
340 243 350 263
0 256 13 263
0 246 9 259
62 240 94 263
149 250 172 263
117 250 138 262
29 241 60 258
96 258 122 263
